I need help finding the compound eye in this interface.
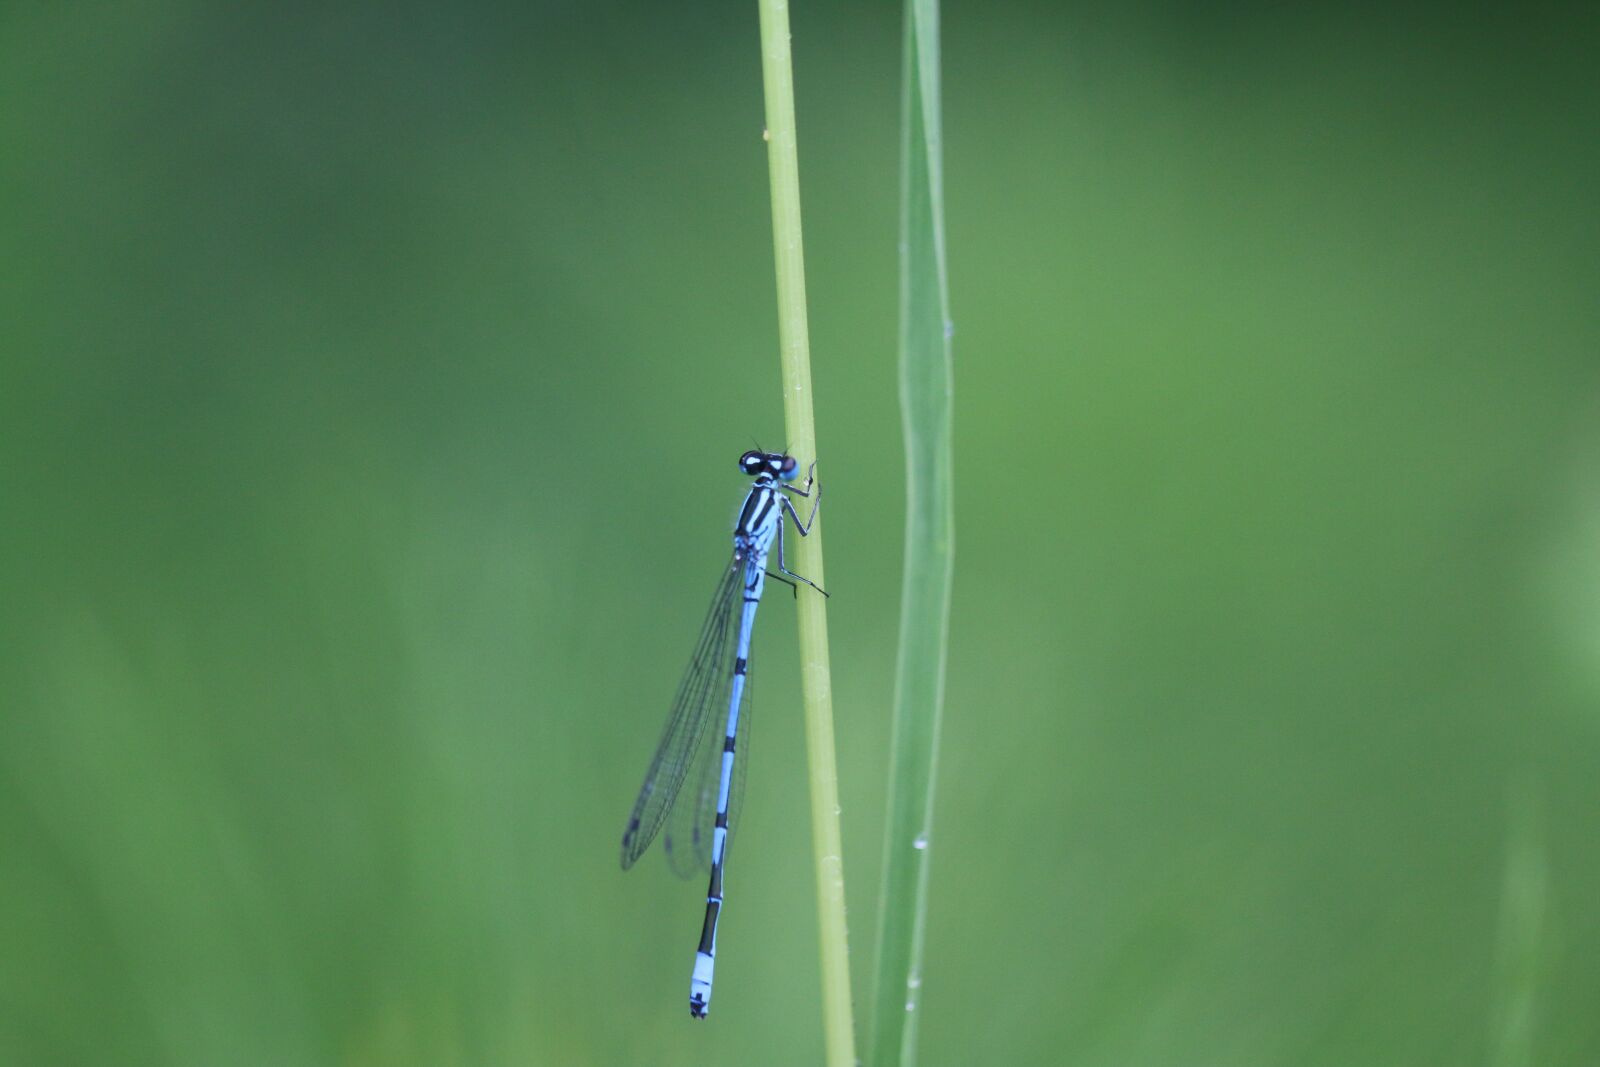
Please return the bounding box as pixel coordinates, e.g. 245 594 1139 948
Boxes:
739 450 764 474
780 456 799 480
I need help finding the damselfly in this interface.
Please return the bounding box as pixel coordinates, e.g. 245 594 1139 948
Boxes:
620 449 825 1019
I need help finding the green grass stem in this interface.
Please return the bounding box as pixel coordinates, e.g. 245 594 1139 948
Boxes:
755 2 856 1063
869 2 954 1065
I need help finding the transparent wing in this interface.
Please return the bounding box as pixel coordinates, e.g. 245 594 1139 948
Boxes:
620 559 741 870
663 661 753 879
662 710 720 878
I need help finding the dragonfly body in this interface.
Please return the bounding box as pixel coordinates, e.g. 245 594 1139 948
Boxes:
690 491 771 1016
620 449 824 1019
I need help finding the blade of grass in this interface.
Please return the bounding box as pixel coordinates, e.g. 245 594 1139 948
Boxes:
1488 776 1548 1067
869 1 953 1064
755 2 856 1063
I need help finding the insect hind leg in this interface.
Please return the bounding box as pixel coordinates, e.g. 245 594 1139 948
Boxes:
774 515 828 598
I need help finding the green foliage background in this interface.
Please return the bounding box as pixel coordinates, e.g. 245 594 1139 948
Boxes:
3 2 1598 1064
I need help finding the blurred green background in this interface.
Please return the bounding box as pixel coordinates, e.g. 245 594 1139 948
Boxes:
3 2 1598 1064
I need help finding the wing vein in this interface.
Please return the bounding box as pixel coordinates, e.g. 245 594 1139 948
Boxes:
619 559 742 869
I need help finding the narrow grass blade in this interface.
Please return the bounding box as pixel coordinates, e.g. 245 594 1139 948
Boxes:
755 0 857 1062
1489 777 1548 1067
869 1 954 1064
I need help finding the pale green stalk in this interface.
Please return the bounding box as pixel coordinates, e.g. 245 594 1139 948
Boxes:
869 1 953 1065
755 2 856 1063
